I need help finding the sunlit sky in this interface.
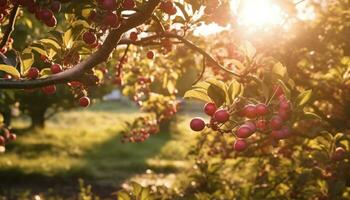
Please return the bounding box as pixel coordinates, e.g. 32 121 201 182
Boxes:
194 0 316 36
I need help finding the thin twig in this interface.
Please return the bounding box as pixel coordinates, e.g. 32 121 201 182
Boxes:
0 4 19 49
117 44 130 77
192 56 206 85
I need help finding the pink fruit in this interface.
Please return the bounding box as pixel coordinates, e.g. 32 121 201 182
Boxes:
242 104 257 119
256 103 268 116
203 102 217 116
236 125 254 138
234 139 248 152
79 96 90 107
213 109 230 123
270 116 283 130
190 117 206 131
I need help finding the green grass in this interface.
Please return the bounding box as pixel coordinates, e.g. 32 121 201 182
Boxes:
0 101 197 197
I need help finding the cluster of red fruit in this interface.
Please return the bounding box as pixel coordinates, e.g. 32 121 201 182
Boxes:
0 127 16 152
89 0 136 29
17 0 61 27
24 63 92 107
0 0 9 22
0 37 13 54
159 0 177 16
190 93 293 152
121 116 159 143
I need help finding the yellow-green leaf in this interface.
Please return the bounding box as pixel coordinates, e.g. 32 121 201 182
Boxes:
184 89 211 102
20 50 34 75
273 62 287 78
63 29 73 48
0 64 20 78
296 89 312 107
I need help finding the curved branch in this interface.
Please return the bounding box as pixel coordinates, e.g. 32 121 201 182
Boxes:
119 33 242 77
0 4 19 49
0 0 161 89
192 56 206 85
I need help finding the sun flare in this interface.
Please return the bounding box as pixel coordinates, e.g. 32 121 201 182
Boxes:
232 0 286 27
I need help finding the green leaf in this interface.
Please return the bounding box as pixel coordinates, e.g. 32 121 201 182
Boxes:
192 81 210 90
63 29 73 48
140 188 153 200
296 89 312 107
277 79 291 99
40 68 52 77
30 44 48 57
0 64 20 78
40 38 61 50
227 80 242 102
131 182 142 197
207 84 226 107
117 191 131 200
184 89 212 102
304 111 321 120
20 49 34 75
272 62 287 78
239 41 256 59
72 19 90 28
205 78 228 102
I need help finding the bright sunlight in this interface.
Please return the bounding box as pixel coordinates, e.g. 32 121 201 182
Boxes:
231 0 286 27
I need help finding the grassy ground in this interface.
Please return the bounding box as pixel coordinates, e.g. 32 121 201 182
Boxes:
0 101 197 199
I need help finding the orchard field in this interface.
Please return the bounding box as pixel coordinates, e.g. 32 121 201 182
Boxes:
0 0 350 199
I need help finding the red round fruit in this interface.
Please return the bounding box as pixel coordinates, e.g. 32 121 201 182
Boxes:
51 1 61 12
256 119 268 131
332 147 346 161
79 96 90 107
99 0 117 10
146 51 154 59
278 108 290 121
41 8 53 21
279 100 291 111
4 74 12 80
203 102 217 116
236 125 253 138
256 103 268 116
281 126 291 137
44 16 57 27
270 116 283 130
271 130 285 140
103 12 119 27
83 31 97 45
28 67 39 79
244 121 257 132
51 63 62 74
0 136 4 145
122 0 135 9
234 139 248 152
242 104 257 119
213 109 230 123
9 134 16 141
42 85 56 95
130 32 138 41
190 117 206 132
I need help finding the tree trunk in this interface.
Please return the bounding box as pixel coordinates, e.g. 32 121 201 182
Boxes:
29 106 47 129
1 108 12 127
159 119 172 133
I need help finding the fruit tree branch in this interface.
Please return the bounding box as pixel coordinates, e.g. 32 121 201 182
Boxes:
0 0 160 89
0 4 19 49
119 33 242 78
